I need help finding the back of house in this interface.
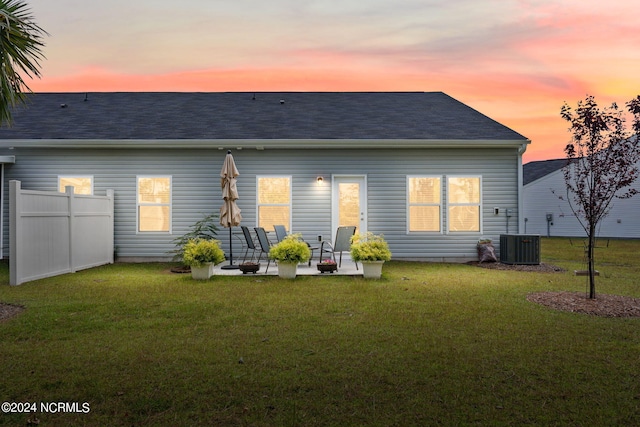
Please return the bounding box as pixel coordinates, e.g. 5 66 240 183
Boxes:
0 92 530 262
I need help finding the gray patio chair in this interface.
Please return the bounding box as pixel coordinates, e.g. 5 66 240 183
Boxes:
319 226 358 269
274 224 318 266
240 226 257 263
274 225 288 242
254 227 273 273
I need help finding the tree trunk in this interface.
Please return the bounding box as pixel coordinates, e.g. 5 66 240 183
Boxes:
587 226 596 299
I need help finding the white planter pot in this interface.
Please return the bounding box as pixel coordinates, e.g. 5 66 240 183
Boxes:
361 261 385 279
277 262 298 279
191 263 214 280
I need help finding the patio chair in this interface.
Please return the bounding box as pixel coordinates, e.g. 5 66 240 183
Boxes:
274 225 288 242
319 226 358 269
240 226 257 263
254 227 273 273
274 224 318 266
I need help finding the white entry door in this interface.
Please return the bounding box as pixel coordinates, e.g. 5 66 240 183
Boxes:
332 175 367 238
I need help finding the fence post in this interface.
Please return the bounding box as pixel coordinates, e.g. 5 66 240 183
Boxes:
9 180 21 286
107 189 115 264
66 185 76 273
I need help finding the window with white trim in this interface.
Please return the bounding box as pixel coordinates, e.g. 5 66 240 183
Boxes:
447 176 481 232
59 176 93 195
257 176 291 231
137 176 172 232
407 176 441 232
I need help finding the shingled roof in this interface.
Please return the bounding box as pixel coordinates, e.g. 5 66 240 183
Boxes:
0 92 528 143
523 158 569 185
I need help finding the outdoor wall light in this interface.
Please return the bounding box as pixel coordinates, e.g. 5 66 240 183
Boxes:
316 176 324 185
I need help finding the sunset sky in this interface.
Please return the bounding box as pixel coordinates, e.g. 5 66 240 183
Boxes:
24 0 640 162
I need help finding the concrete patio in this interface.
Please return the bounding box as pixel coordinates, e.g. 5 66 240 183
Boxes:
213 258 362 276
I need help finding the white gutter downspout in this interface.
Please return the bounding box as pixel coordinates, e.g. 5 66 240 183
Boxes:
517 143 529 234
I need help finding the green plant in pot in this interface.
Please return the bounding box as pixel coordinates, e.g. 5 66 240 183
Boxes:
269 234 311 278
169 213 219 272
182 238 226 279
350 232 392 279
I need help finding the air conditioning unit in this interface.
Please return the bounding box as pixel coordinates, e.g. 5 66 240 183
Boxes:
499 234 540 265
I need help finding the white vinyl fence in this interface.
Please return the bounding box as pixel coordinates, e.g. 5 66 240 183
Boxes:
9 180 114 285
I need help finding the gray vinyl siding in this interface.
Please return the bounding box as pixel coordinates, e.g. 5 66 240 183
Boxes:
3 145 522 261
523 168 640 239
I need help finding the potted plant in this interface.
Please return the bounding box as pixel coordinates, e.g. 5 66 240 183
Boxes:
182 238 226 279
269 234 311 278
350 232 392 279
317 259 337 273
169 213 220 273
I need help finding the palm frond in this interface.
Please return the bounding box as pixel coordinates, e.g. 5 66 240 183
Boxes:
0 0 47 126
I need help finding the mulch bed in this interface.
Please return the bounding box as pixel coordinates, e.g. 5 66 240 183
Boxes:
471 261 566 273
170 265 191 274
527 291 640 318
473 261 640 317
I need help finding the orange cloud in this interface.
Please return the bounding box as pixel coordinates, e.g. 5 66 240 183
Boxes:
30 66 404 92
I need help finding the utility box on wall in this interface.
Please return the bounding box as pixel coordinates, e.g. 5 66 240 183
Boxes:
499 234 541 265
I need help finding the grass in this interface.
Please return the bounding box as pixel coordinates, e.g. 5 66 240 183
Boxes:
0 237 639 426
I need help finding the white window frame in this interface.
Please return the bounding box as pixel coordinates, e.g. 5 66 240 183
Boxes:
256 175 292 232
446 175 482 234
136 175 172 234
406 175 443 234
58 175 94 195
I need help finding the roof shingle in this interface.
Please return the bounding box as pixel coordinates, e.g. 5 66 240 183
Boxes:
1 91 528 141
523 158 569 185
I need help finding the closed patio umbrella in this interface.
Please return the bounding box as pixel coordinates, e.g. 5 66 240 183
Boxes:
220 150 242 269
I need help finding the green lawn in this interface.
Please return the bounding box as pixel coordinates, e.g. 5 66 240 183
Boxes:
1 238 639 426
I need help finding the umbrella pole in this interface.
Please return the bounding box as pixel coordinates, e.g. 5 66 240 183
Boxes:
221 226 239 270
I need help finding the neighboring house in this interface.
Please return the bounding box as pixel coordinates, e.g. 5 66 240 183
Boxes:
523 158 640 238
0 92 530 262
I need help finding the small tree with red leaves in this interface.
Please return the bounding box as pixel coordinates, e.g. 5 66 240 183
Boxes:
559 95 640 298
